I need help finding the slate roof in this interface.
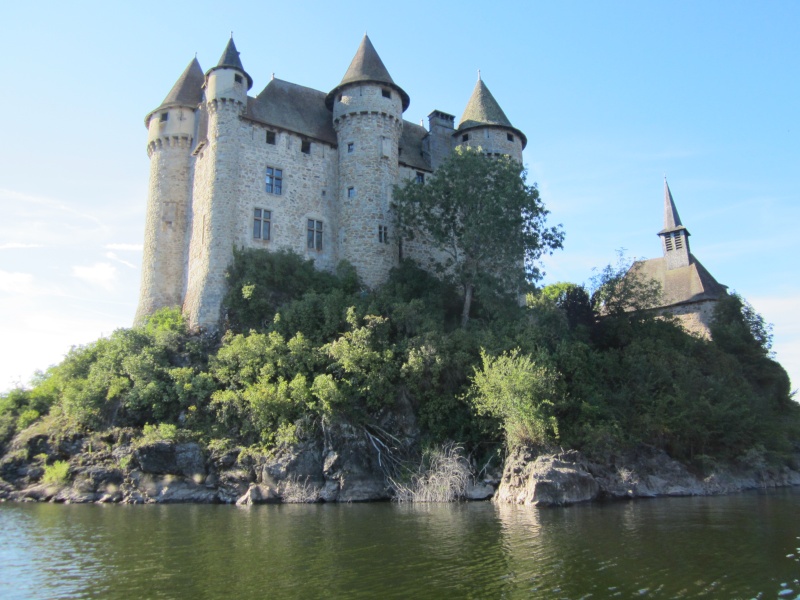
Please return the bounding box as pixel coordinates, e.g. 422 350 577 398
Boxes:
399 122 432 171
145 58 205 127
457 79 526 148
246 78 337 145
325 35 410 110
207 38 253 89
631 255 727 307
660 179 688 235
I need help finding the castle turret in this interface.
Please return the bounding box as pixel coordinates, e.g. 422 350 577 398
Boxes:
659 179 691 270
135 57 204 325
455 76 525 162
183 38 251 329
326 35 408 287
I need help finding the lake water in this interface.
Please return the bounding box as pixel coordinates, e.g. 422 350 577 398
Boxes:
1 489 799 599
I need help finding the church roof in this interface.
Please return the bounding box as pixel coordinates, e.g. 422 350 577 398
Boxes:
145 57 205 127
631 254 727 308
207 38 253 90
457 78 526 148
659 179 688 235
325 35 410 111
246 78 337 145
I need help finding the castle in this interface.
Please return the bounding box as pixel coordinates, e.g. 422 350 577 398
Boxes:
134 35 527 329
627 179 727 338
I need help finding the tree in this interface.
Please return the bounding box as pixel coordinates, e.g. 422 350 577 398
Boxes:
393 147 563 327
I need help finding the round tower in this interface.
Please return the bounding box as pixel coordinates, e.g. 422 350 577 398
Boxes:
455 77 525 163
326 35 408 288
134 57 204 325
183 38 253 330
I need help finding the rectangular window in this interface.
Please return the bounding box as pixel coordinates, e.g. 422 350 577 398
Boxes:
347 142 354 153
265 167 283 195
507 133 514 142
461 133 469 142
674 234 683 249
253 208 271 240
665 235 673 251
234 74 243 84
415 172 425 184
307 219 323 251
301 140 311 154
266 131 276 145
160 112 168 122
382 89 391 99
378 225 388 244
347 187 355 198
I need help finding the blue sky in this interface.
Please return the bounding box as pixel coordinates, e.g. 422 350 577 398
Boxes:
0 1 798 392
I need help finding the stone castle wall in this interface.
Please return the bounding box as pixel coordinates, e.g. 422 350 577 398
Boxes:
459 127 523 162
134 106 196 325
333 83 403 288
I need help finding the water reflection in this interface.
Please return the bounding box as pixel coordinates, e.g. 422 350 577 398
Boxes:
0 490 798 599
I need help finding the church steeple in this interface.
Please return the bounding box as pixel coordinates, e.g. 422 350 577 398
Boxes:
658 179 691 269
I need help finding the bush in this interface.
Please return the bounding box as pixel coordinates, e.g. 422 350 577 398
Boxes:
466 349 560 448
42 460 70 486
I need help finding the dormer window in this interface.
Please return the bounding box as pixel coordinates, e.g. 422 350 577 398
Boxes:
382 89 391 99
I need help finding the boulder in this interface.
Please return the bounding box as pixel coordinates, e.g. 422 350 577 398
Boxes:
236 483 280 506
495 448 599 506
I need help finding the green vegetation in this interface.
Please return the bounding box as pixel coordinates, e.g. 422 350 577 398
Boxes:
393 146 564 327
2 248 795 471
42 460 70 486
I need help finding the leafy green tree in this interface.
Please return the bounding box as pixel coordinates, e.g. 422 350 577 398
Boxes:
393 147 563 328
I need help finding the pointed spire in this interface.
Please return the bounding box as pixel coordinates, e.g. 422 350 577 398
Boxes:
207 37 253 90
457 78 527 148
145 57 205 127
660 178 687 234
326 35 409 110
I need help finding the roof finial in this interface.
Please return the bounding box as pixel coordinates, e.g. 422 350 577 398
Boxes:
230 31 233 39
271 72 275 80
477 69 481 81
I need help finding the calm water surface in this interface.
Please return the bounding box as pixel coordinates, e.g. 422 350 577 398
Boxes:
1 489 799 599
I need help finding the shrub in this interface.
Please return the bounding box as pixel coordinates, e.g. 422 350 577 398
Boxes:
42 460 70 486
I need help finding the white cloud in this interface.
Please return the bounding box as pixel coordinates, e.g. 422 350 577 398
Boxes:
0 270 37 294
72 262 118 291
105 243 143 252
105 251 137 269
0 242 43 250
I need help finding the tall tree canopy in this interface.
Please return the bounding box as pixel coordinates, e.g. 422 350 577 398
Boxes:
393 147 563 326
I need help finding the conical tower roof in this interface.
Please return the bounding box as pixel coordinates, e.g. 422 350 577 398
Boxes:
325 35 409 110
207 37 253 90
145 57 205 127
659 178 689 235
457 78 526 148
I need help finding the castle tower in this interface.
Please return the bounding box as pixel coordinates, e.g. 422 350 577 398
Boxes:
183 38 253 329
455 76 525 162
134 57 204 325
658 179 691 270
326 35 409 287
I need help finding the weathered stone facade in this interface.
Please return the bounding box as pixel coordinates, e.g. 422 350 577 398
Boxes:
135 35 527 329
